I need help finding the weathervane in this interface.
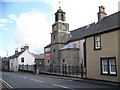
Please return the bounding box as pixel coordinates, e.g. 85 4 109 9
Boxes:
58 0 61 8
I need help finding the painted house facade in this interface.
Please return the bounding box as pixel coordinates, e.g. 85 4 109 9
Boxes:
9 45 35 72
85 10 120 82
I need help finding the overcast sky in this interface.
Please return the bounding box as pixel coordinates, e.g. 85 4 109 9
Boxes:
0 0 120 57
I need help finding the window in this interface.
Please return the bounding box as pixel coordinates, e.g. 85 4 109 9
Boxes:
101 57 117 76
55 14 58 22
102 58 108 74
109 58 116 74
21 57 24 63
94 35 101 50
48 60 49 63
63 59 65 62
53 35 55 40
61 14 64 21
53 49 55 52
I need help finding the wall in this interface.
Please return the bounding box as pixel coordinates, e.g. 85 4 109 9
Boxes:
9 58 18 72
118 29 120 82
70 39 85 65
18 50 34 65
59 48 79 66
86 30 119 82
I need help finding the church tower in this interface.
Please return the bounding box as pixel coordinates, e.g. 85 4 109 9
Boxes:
51 6 70 70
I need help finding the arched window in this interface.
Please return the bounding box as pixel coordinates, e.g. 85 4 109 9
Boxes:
53 35 55 40
61 14 64 21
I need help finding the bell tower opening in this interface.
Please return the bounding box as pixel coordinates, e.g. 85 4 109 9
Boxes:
55 6 66 22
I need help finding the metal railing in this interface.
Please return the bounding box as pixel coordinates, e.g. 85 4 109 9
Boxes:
19 65 34 72
44 65 85 77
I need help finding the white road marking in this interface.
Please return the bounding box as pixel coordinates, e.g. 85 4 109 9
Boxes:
34 79 43 83
19 76 23 78
0 78 13 89
30 78 34 81
23 77 27 79
68 80 73 81
52 84 69 89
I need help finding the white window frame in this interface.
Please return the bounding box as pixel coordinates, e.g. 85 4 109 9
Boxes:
101 57 117 75
109 58 116 74
94 35 101 49
102 59 108 74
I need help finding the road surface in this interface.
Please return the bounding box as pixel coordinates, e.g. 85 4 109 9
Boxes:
2 71 119 90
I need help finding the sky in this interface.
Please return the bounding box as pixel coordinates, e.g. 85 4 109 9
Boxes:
0 0 120 57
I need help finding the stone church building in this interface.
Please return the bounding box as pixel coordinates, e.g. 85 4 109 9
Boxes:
44 6 84 72
44 5 120 83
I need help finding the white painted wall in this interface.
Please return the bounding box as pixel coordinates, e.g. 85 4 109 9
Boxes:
18 50 35 65
9 50 35 72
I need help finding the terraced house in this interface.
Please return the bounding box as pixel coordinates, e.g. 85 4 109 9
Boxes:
44 5 120 83
85 6 120 83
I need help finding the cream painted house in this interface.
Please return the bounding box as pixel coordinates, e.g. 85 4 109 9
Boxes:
85 11 120 83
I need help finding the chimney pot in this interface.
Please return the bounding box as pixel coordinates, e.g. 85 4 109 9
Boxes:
21 45 24 51
98 6 107 22
24 44 29 50
15 48 18 54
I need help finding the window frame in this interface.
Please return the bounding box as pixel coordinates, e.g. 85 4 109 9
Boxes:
21 57 24 63
100 57 117 76
94 35 101 50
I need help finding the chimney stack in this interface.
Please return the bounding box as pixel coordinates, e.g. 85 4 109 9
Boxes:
97 6 107 22
21 45 24 51
24 44 29 50
15 48 18 54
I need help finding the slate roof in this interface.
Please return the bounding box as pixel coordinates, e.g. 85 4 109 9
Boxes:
32 54 44 60
70 11 120 41
8 51 24 59
60 43 78 50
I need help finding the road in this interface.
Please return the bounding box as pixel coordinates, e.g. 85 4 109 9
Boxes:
1 71 119 90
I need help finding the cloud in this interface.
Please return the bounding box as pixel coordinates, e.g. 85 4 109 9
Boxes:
42 0 119 30
8 0 120 54
0 18 8 23
8 13 17 21
0 23 5 28
13 12 51 53
0 23 9 31
2 27 9 31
